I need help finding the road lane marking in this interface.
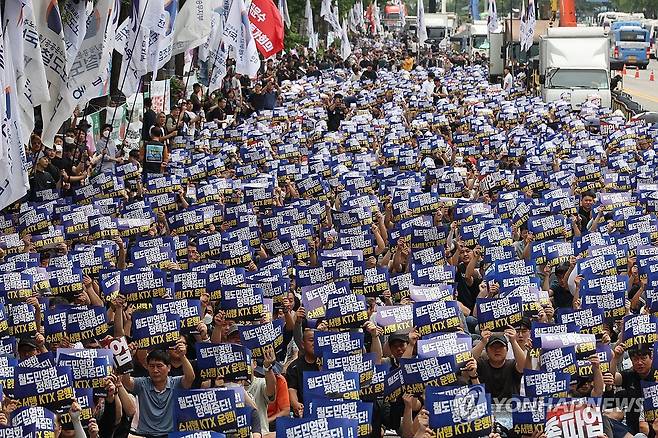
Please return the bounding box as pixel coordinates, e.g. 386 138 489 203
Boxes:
623 86 658 104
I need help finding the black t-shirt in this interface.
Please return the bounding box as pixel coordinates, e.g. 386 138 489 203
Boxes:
551 280 573 309
51 156 73 174
361 70 378 81
285 356 319 405
455 263 481 312
326 106 346 132
207 107 226 122
29 170 56 200
618 370 654 433
142 109 157 141
477 358 522 398
249 93 265 112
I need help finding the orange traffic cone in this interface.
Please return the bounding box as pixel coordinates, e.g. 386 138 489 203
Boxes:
651 70 655 81
623 64 627 75
635 68 640 78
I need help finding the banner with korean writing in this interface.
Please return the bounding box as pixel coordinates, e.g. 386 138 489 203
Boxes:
120 268 171 303
65 306 109 343
219 286 264 321
623 314 658 348
303 370 360 401
325 294 369 329
132 312 181 350
324 352 376 387
56 354 112 397
425 384 494 438
524 370 570 397
307 398 373 437
174 388 238 433
314 331 364 359
238 319 284 359
413 300 462 336
544 399 604 438
476 296 523 331
275 417 358 438
417 332 473 367
153 299 201 334
374 305 412 335
196 343 252 381
399 356 459 395
512 397 545 436
14 367 75 412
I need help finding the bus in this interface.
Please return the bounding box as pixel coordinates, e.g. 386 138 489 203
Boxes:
642 19 658 58
609 21 650 70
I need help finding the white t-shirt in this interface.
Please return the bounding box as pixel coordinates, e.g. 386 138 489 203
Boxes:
503 72 514 91
421 80 435 100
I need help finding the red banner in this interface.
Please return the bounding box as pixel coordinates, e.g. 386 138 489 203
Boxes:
248 0 284 58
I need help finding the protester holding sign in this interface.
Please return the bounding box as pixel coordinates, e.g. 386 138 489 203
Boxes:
121 339 195 436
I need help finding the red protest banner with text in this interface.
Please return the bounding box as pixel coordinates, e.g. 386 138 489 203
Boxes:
248 0 284 58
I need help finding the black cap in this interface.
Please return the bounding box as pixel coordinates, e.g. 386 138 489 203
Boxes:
388 332 409 344
486 332 508 348
517 316 532 330
18 338 39 349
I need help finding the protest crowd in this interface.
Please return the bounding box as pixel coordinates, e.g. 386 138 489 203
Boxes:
4 0 658 437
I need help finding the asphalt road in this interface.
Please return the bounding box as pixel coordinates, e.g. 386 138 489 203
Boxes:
618 58 658 111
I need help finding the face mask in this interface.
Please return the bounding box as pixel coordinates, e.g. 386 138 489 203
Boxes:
64 136 74 144
103 130 111 138
202 314 213 325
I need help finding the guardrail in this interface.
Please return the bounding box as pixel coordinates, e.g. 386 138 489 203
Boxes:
612 90 644 118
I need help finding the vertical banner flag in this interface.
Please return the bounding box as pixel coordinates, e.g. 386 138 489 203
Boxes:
5 0 50 148
224 0 261 77
524 0 536 51
46 0 121 145
248 0 285 58
171 0 221 55
0 21 30 212
417 0 427 46
33 0 70 145
278 0 291 28
487 0 498 33
305 0 318 50
62 0 88 66
341 17 352 60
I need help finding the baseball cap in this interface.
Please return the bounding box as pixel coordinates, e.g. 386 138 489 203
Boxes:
486 332 508 348
388 332 409 345
18 337 39 350
226 323 239 337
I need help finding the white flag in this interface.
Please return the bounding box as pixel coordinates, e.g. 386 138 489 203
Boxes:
320 0 330 18
33 0 72 145
305 0 316 50
279 0 291 28
519 0 527 52
119 0 165 97
340 17 351 60
45 0 120 144
223 0 260 78
417 0 427 46
5 0 50 148
323 4 341 34
525 0 536 52
206 8 229 92
63 0 89 70
0 24 30 210
487 0 498 33
171 0 221 55
148 0 179 74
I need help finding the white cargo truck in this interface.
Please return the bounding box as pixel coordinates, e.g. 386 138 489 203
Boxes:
539 27 611 109
468 21 489 57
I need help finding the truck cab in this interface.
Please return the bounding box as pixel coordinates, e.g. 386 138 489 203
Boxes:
468 21 489 58
424 13 458 48
539 27 611 109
